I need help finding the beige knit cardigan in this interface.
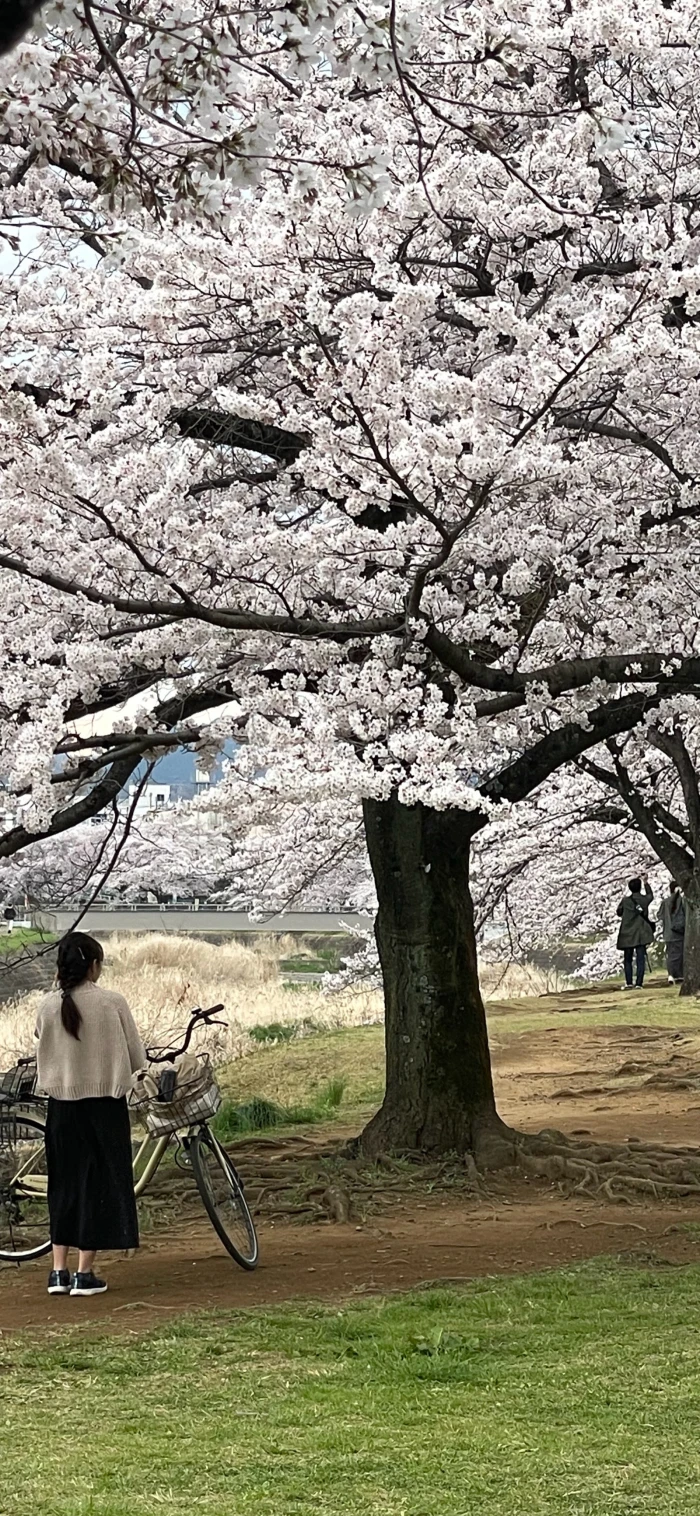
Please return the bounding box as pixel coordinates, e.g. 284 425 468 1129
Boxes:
35 982 147 1101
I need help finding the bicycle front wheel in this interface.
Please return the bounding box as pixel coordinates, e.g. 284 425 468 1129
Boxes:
0 1113 51 1262
190 1128 258 1270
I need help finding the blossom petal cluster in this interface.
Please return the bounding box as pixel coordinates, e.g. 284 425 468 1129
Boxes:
3 2 700 866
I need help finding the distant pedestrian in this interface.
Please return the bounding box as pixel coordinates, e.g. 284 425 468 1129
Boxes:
658 879 685 985
616 874 654 989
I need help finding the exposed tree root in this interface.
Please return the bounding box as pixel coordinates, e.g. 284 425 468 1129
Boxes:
514 1127 700 1202
217 1139 486 1224
139 1123 700 1226
321 1184 353 1223
539 1219 648 1232
236 1125 700 1218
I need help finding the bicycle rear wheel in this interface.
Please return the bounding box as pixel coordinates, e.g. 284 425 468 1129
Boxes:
0 1113 51 1262
190 1128 258 1270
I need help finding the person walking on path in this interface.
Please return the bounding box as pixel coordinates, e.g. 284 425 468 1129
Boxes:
616 874 655 989
658 880 686 985
35 932 146 1298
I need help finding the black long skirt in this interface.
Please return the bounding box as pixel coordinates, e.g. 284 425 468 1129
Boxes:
46 1095 139 1252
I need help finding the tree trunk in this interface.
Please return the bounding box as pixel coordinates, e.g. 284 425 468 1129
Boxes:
680 886 700 996
359 793 512 1161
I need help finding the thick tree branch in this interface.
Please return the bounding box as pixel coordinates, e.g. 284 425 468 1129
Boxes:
171 408 310 464
11 383 310 465
0 548 402 640
0 752 139 859
556 415 691 487
187 470 278 497
2 684 240 832
426 629 700 699
605 747 696 886
572 259 641 282
578 754 693 847
480 690 676 808
648 724 700 848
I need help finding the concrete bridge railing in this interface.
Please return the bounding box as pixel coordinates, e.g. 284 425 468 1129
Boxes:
33 907 375 937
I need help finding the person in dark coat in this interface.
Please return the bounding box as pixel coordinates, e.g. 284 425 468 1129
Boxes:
616 874 654 989
658 880 685 985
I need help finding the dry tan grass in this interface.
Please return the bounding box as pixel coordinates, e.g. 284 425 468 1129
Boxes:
0 934 568 1070
0 997 43 1068
0 933 383 1068
107 933 275 983
480 961 572 999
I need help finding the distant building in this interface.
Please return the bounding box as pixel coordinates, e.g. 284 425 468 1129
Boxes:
166 775 214 805
125 782 173 818
123 753 221 809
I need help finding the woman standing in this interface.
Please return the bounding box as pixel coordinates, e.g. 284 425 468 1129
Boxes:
658 880 686 985
35 932 146 1297
616 873 655 989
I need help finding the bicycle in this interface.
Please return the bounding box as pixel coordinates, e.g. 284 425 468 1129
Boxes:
0 1005 258 1271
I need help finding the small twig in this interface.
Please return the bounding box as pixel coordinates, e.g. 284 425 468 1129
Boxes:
82 0 139 153
112 1302 175 1312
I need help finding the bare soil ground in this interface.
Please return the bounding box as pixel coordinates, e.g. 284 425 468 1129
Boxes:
4 1186 700 1335
491 993 700 1149
4 975 700 1335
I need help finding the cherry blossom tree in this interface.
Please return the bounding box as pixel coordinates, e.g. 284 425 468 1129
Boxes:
469 775 660 973
0 0 408 222
208 793 372 914
206 771 662 986
4 2 700 1154
0 805 235 904
576 709 700 994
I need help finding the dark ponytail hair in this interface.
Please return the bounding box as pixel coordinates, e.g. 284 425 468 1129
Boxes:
56 932 104 1040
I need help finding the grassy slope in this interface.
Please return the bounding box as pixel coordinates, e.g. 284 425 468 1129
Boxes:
494 978 700 1035
220 1024 385 1116
3 1264 700 1515
220 981 700 1121
0 928 54 958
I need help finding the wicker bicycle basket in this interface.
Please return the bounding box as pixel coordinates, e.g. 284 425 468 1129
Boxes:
0 1057 38 1103
132 1054 222 1137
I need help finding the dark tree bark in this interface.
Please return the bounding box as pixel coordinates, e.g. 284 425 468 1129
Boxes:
356 699 685 1160
359 794 512 1161
680 885 700 997
0 1 43 56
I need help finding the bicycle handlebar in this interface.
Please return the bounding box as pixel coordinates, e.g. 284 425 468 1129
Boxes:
146 1004 227 1064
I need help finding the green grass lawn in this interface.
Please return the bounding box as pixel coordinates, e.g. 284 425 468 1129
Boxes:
0 927 55 957
221 1024 386 1118
219 982 700 1130
279 948 341 975
3 1262 700 1515
491 977 700 1036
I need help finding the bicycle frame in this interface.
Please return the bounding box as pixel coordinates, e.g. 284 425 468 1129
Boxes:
1 1109 258 1270
1 1122 47 1200
131 1129 172 1197
1 1004 257 1266
1 1119 173 1209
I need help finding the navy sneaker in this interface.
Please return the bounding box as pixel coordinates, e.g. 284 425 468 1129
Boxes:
70 1271 108 1297
47 1269 71 1296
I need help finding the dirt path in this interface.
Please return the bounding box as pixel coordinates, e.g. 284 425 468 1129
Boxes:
3 1182 700 1335
5 995 700 1336
492 1013 700 1147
